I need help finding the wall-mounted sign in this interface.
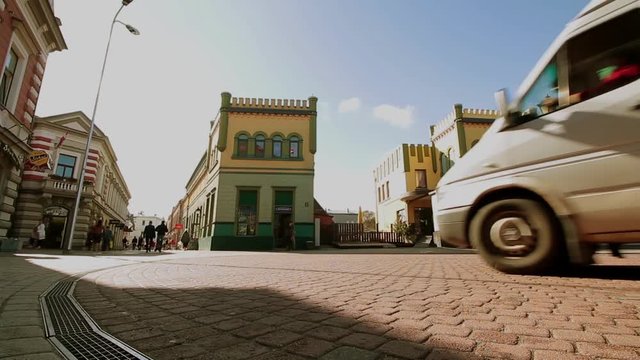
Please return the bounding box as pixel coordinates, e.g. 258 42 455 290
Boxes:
275 205 292 214
0 141 20 169
174 223 184 229
24 150 51 171
108 219 120 225
44 206 68 217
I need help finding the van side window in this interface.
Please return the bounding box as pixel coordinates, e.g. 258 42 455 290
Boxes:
517 61 559 119
568 9 640 104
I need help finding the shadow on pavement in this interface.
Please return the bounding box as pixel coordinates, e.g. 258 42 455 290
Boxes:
555 264 640 281
3 252 475 360
74 281 473 360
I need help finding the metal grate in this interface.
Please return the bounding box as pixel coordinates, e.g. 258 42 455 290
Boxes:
41 280 150 360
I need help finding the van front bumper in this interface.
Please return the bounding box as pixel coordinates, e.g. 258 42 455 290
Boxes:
437 206 471 248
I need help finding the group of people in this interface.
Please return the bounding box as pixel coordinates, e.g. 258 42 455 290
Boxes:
118 220 170 252
85 219 114 251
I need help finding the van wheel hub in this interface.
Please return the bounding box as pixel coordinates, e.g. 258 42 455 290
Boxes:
489 217 534 255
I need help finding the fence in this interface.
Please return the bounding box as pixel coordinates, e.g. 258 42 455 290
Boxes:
332 223 413 246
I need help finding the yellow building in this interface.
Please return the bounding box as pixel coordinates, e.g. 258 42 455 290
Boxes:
181 92 317 250
430 103 499 176
374 144 440 234
374 104 498 241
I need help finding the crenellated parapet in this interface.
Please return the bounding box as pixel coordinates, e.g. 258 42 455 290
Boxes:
230 97 312 109
431 103 499 140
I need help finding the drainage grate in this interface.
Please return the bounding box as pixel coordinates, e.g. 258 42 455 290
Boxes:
41 280 150 360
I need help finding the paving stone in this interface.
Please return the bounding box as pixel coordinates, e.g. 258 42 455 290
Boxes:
425 334 476 352
518 336 574 352
146 343 206 360
256 330 303 347
350 321 393 335
251 349 308 360
0 337 56 357
213 318 252 331
233 323 277 339
533 350 592 360
319 346 378 360
377 340 431 359
305 325 351 341
603 333 640 347
280 320 320 333
0 352 63 359
575 342 640 359
551 329 605 343
475 342 532 360
207 341 271 359
284 337 336 358
0 325 44 340
338 332 388 350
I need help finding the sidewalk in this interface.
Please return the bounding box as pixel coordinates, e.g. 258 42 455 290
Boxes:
0 249 173 359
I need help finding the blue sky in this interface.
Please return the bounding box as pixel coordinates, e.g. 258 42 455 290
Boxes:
37 0 588 217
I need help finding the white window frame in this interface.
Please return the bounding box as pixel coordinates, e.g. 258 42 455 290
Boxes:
1 34 29 114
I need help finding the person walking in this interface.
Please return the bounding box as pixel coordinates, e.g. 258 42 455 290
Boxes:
144 221 155 253
102 226 113 252
155 221 168 253
88 219 105 252
180 231 190 251
131 236 138 250
34 219 46 249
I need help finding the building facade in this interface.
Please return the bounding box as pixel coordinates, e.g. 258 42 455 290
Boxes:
374 104 498 238
0 0 65 242
374 144 441 234
13 112 131 249
181 92 318 250
132 215 164 240
430 104 499 176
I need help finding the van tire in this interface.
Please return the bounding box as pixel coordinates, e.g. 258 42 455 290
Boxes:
469 198 564 274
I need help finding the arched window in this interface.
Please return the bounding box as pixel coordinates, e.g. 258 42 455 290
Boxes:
273 135 282 158
255 135 265 158
289 136 299 158
237 134 248 157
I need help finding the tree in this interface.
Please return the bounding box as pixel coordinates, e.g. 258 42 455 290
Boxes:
362 210 376 232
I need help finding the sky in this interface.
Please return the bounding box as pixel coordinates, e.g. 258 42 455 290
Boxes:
37 0 588 218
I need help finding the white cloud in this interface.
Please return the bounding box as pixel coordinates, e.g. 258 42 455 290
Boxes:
338 97 361 113
373 104 415 128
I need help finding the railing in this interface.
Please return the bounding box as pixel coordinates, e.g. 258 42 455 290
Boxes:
46 179 89 193
333 223 412 245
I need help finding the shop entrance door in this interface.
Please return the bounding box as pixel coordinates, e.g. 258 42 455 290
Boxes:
44 206 69 248
273 190 294 249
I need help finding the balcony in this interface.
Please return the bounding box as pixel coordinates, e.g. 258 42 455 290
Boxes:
45 178 92 197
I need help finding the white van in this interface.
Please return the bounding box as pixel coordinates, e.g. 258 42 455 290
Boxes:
434 0 640 274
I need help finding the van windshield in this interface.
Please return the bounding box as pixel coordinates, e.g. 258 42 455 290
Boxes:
518 62 558 117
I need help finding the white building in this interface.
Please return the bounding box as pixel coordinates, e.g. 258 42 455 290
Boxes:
132 215 164 238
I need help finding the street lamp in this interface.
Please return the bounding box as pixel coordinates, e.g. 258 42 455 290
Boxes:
63 0 140 253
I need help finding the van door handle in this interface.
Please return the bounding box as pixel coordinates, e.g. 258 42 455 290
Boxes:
483 162 499 169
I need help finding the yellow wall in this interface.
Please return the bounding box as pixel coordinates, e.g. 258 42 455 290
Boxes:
222 113 314 170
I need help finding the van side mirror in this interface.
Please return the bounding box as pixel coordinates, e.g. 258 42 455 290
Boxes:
495 89 520 127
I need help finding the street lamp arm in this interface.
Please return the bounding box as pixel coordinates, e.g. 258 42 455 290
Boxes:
63 3 127 252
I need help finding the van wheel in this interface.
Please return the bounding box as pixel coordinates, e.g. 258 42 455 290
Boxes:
469 198 564 274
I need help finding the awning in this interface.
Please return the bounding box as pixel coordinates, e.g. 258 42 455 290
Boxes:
400 188 430 202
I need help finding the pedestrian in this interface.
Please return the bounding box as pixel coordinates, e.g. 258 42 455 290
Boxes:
102 226 113 252
180 231 190 251
122 237 128 250
29 224 39 248
131 236 138 250
286 221 296 251
155 220 168 253
34 219 46 249
144 221 155 253
88 219 104 252
610 243 623 258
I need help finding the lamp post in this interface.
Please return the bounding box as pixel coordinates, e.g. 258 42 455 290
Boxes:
63 0 140 252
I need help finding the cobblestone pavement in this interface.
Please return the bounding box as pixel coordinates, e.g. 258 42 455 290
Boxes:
70 251 640 360
1 249 639 359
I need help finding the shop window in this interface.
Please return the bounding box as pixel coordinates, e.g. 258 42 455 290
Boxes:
289 136 300 158
255 135 265 158
55 154 77 178
236 189 257 236
272 136 282 158
568 9 640 104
